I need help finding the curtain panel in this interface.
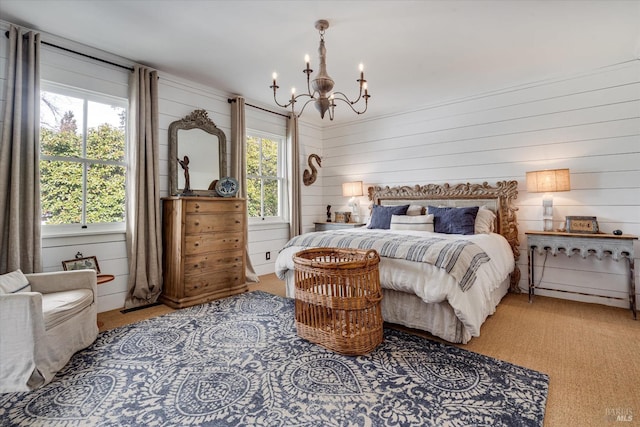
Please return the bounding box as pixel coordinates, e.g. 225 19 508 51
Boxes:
0 25 42 274
230 96 259 282
287 113 302 238
125 65 163 308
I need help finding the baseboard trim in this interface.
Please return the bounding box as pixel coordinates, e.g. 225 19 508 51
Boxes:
120 302 163 314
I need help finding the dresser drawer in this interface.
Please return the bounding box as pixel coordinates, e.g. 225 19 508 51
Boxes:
184 250 244 273
184 232 243 255
184 268 245 297
185 213 243 234
185 200 244 214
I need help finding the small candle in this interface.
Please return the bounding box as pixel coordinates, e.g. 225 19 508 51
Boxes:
272 72 277 86
305 54 310 69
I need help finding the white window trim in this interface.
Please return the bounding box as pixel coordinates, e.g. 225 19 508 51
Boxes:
40 81 128 237
246 129 287 225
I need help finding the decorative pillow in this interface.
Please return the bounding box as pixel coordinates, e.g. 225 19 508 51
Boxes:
390 214 434 232
475 206 497 234
406 204 425 216
0 269 31 294
367 204 410 229
428 206 479 235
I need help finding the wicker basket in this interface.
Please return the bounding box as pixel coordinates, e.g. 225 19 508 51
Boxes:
293 247 383 355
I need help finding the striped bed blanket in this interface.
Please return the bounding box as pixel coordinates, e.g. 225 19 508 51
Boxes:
283 230 491 292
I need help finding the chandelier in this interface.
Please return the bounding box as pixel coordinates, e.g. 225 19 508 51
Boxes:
270 19 370 121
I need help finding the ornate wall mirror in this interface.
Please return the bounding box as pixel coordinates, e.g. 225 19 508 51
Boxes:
168 109 227 196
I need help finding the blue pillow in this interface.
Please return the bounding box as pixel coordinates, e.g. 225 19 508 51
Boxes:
427 206 479 235
368 204 410 229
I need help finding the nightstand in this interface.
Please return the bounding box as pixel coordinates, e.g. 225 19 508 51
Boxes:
314 222 366 232
525 230 637 319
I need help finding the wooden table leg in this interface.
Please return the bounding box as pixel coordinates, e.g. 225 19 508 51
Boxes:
629 258 636 320
528 246 535 303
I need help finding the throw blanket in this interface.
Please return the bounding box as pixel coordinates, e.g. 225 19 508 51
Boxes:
283 230 490 291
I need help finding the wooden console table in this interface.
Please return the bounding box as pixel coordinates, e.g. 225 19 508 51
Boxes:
526 231 637 319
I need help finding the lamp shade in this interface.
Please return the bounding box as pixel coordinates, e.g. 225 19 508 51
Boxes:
342 181 363 197
526 169 570 193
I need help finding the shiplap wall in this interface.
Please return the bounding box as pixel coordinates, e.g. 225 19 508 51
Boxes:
0 20 322 311
244 108 324 275
321 60 640 309
35 31 132 313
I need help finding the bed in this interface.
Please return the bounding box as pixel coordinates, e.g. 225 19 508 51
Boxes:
275 181 520 344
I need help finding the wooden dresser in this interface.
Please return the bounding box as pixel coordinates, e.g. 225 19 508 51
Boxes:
160 196 247 308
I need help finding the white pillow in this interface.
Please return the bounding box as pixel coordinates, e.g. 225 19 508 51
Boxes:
475 206 496 234
0 269 31 294
406 204 425 216
390 214 434 232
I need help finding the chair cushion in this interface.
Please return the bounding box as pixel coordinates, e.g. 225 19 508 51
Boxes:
42 289 94 330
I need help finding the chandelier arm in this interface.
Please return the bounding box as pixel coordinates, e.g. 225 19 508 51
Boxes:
332 96 369 115
294 93 315 103
332 90 364 105
272 97 293 110
297 98 317 117
275 91 316 108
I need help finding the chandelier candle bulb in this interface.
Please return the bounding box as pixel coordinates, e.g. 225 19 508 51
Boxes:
305 54 310 68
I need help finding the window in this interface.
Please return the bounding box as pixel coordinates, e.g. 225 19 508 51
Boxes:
246 131 286 222
39 83 127 233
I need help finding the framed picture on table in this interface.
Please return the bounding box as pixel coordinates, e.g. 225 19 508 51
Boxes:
62 256 101 274
565 216 599 234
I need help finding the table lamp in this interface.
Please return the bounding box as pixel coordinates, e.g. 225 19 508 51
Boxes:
526 168 570 231
342 181 363 222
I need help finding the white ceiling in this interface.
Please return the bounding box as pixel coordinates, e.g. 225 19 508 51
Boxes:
2 0 639 126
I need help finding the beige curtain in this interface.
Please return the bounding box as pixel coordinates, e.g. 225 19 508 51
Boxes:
287 113 302 238
230 96 259 282
0 25 42 274
125 65 162 308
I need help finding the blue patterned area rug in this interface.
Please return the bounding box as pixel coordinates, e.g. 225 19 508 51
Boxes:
0 291 548 426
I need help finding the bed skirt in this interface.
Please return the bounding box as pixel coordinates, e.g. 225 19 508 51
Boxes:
284 271 510 344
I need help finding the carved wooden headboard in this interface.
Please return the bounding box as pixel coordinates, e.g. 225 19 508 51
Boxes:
368 181 520 291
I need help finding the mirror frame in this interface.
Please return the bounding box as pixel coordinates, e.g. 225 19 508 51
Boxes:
168 109 227 196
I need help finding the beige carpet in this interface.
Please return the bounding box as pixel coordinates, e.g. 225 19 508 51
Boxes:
98 273 640 427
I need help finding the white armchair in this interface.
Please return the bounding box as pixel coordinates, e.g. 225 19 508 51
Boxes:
0 269 98 392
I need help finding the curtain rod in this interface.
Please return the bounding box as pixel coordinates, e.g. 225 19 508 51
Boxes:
227 98 289 118
5 31 134 72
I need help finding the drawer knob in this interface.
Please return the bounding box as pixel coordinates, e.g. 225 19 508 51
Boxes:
194 242 200 247
195 220 200 226
195 203 200 209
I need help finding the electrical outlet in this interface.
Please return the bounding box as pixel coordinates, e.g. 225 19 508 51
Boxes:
265 251 271 260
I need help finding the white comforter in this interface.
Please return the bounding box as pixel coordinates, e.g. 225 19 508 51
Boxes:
275 228 515 338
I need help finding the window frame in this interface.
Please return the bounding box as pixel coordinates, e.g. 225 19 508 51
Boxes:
39 81 128 237
246 129 287 225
